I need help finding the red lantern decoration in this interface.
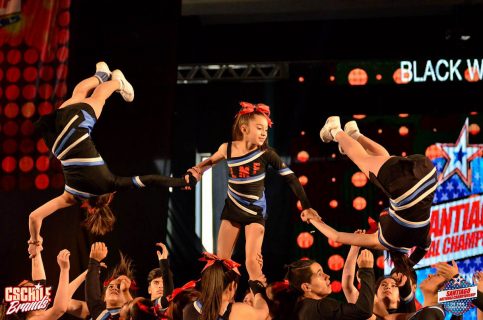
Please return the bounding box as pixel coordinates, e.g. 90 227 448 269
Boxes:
469 123 480 135
351 172 367 187
298 175 308 186
37 139 49 153
329 199 338 208
425 144 444 160
348 68 368 86
331 280 342 293
297 232 314 249
297 151 309 163
328 239 343 248
399 126 409 137
327 254 344 271
35 174 49 190
393 68 410 84
2 156 17 173
352 197 367 211
19 156 34 172
353 114 366 120
296 200 303 211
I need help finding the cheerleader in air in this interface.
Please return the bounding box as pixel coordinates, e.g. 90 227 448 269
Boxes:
189 102 317 284
28 62 197 258
302 116 437 275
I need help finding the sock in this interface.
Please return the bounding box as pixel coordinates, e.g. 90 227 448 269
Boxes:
94 71 110 83
331 128 343 142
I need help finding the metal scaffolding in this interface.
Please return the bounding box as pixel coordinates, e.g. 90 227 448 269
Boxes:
177 63 289 84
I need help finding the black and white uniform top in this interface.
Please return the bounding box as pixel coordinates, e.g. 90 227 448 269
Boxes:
183 300 232 320
35 103 187 200
221 142 311 226
370 154 438 264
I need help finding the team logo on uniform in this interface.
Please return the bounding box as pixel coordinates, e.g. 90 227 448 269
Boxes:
4 282 52 315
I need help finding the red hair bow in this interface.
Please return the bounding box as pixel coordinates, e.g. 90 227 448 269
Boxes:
168 280 198 302
199 252 241 275
238 101 273 127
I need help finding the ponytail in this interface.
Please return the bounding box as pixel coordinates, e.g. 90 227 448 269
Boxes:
388 250 414 278
82 193 116 235
200 261 239 320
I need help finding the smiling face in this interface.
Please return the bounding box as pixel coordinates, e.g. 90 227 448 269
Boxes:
304 263 332 298
241 114 268 146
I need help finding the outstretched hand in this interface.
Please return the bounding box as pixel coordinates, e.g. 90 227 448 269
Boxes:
357 249 374 268
57 249 71 270
156 242 169 260
89 242 108 262
183 167 202 190
432 260 459 281
300 208 321 223
28 236 43 259
117 275 132 293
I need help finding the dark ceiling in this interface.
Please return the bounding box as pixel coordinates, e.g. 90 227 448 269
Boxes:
182 0 483 24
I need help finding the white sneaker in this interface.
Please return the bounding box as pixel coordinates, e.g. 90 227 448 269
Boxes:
338 121 361 155
344 121 361 140
112 69 134 102
319 116 341 143
94 61 111 82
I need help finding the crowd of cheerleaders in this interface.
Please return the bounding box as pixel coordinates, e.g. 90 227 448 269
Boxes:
6 62 482 320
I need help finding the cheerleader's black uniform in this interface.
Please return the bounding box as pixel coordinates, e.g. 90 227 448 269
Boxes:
370 155 438 265
221 142 311 226
35 103 190 200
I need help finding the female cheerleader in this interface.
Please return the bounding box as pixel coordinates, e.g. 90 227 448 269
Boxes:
29 62 197 258
303 116 437 275
188 102 317 283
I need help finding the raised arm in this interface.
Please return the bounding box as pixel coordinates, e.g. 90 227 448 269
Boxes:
342 230 363 303
85 242 108 320
28 192 77 258
301 211 385 250
156 243 174 298
34 250 71 320
66 270 88 319
31 248 47 281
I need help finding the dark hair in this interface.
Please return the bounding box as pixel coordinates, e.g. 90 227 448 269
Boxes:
125 298 159 320
168 288 201 320
266 282 298 320
374 275 396 293
390 266 417 286
82 193 116 235
285 260 316 295
388 251 415 281
147 268 163 284
231 111 269 150
104 252 137 297
200 261 240 320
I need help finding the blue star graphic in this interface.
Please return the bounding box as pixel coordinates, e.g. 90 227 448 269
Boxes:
437 118 481 189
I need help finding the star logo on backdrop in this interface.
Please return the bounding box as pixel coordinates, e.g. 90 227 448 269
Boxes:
437 118 481 188
34 283 42 290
